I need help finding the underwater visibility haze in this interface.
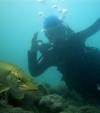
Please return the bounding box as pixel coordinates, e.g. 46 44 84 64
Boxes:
0 0 100 86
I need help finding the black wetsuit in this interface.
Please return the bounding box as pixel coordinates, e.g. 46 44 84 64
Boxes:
28 18 100 98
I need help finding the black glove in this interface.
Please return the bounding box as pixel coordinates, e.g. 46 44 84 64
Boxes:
30 32 43 52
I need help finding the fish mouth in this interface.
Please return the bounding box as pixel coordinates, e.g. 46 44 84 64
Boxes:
19 84 38 92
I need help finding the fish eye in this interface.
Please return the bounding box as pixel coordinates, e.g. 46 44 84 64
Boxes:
17 78 21 83
18 77 21 80
17 77 26 83
16 75 22 82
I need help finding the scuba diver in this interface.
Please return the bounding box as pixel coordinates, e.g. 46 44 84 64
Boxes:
28 16 100 99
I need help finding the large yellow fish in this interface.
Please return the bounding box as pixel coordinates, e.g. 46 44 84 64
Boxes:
0 61 38 99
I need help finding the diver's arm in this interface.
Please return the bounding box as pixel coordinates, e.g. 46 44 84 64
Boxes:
28 50 51 76
76 18 100 42
28 50 38 76
28 32 53 77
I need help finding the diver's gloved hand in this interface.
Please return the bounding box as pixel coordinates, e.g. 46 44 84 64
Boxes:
30 32 38 52
30 32 43 52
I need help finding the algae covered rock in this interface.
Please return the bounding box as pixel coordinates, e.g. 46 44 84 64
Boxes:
0 107 35 113
39 94 65 113
79 105 100 113
0 99 35 113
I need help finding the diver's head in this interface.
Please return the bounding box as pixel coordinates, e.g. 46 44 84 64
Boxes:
43 16 67 43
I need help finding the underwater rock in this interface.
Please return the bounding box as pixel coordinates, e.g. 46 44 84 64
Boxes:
39 94 65 113
0 99 35 113
48 82 69 97
0 107 35 113
78 105 100 113
1 87 100 113
2 83 49 112
9 107 35 113
61 104 100 113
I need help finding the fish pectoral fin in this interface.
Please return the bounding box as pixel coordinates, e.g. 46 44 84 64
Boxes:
12 91 24 100
0 84 10 93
